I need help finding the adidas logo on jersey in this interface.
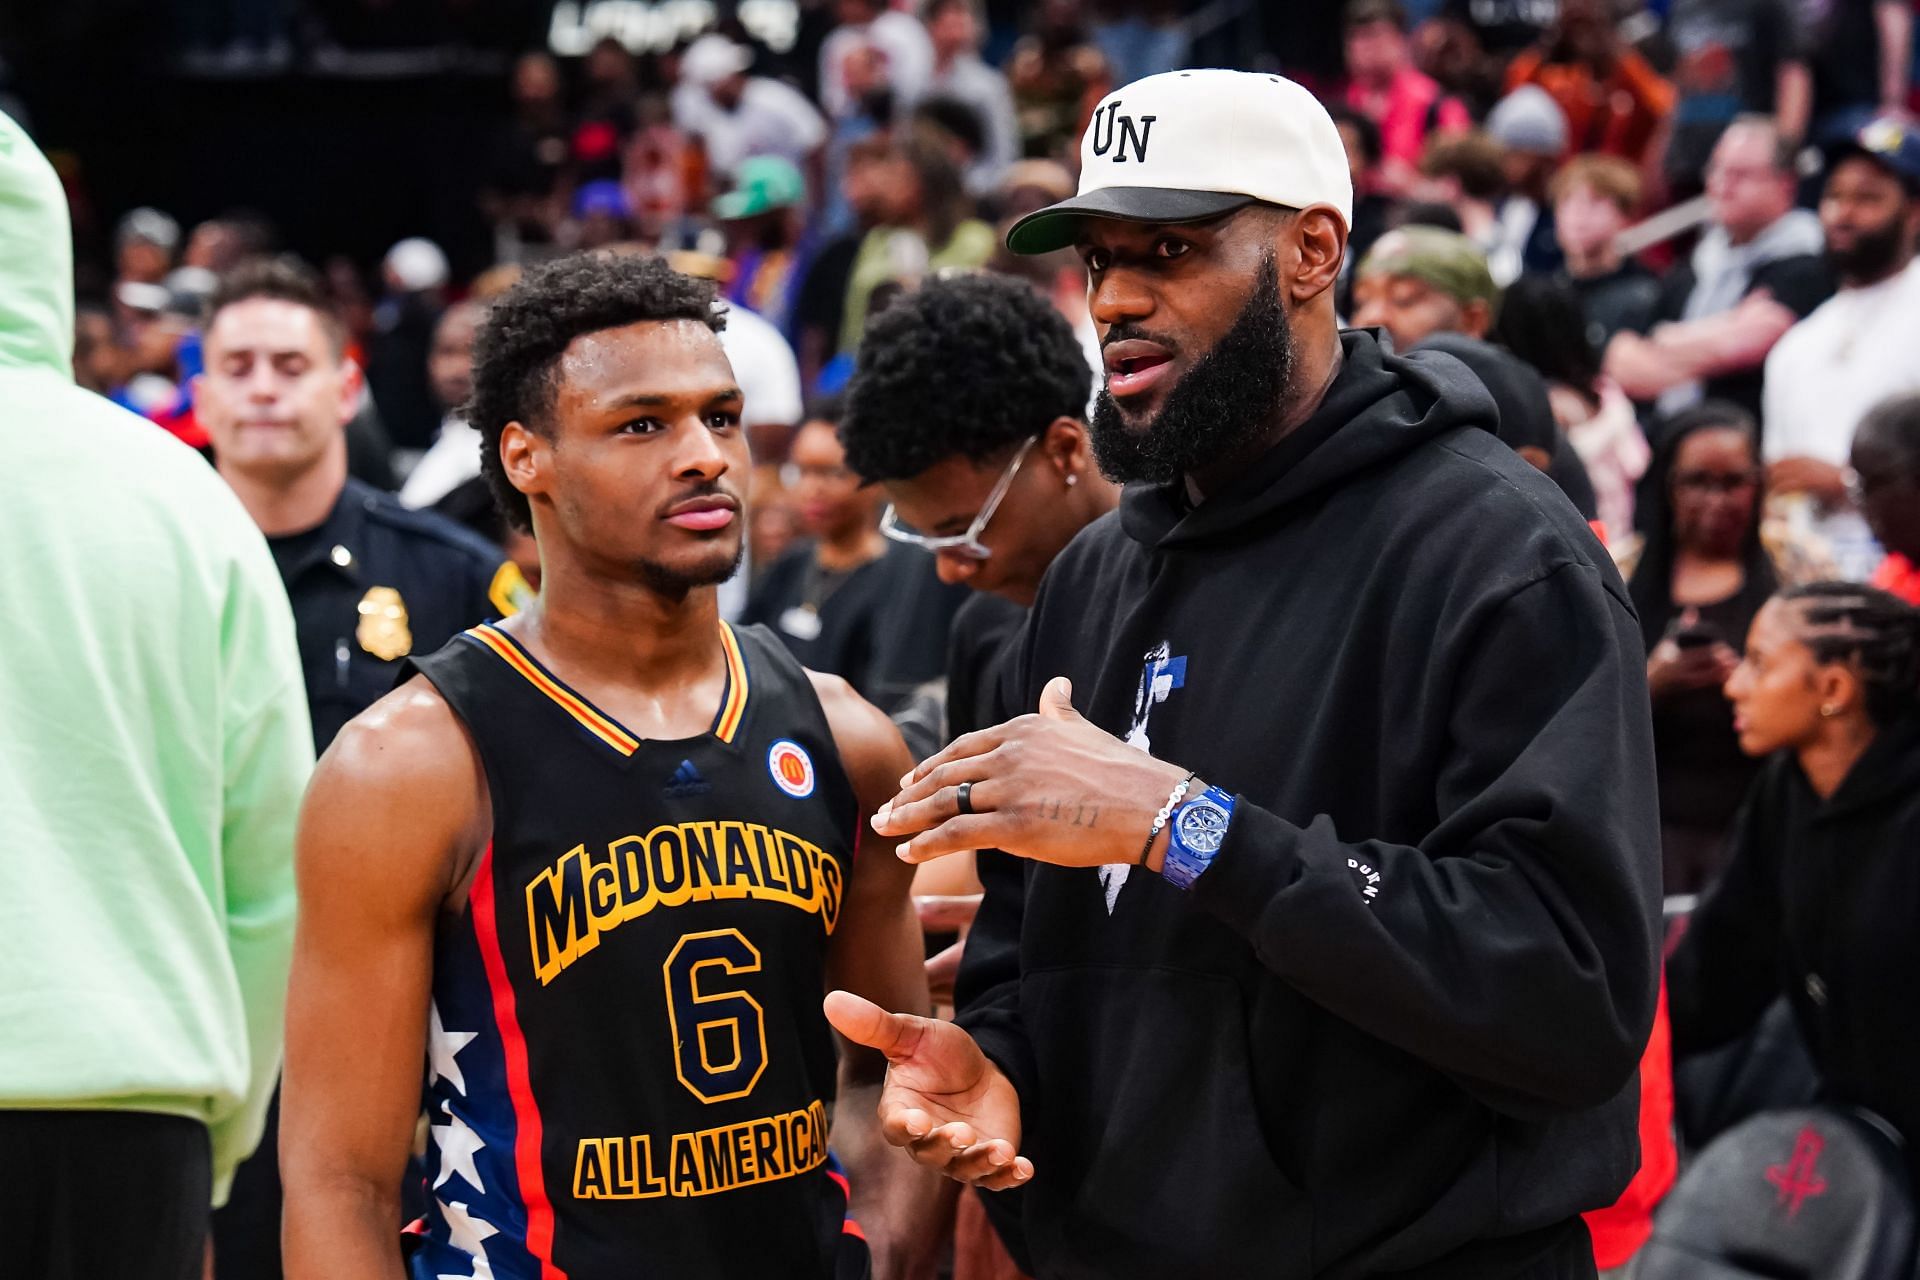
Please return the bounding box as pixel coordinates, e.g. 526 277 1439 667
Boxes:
664 759 711 798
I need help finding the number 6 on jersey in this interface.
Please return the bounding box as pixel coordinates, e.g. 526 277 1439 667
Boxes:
664 928 769 1103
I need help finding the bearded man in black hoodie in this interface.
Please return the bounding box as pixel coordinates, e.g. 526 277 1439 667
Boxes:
827 68 1662 1280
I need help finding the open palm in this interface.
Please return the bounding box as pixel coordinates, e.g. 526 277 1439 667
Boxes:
825 991 1032 1190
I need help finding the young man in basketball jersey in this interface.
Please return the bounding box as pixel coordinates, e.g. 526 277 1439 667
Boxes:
282 253 936 1279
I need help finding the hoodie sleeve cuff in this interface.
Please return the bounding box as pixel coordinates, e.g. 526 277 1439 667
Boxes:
955 1013 1037 1114
1186 798 1305 944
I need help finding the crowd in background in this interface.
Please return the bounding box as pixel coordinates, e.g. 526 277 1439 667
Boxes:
12 0 1920 1273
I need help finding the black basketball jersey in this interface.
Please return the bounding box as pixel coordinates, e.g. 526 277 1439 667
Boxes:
403 619 865 1280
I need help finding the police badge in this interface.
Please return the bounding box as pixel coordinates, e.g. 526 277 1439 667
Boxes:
355 585 413 661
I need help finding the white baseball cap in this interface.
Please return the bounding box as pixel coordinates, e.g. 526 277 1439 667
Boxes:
1006 68 1353 255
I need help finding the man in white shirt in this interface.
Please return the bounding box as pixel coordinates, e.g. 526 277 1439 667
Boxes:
818 0 933 120
671 34 828 183
925 0 1019 196
1764 116 1920 578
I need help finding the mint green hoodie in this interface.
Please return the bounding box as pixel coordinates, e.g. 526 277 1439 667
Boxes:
0 111 313 1203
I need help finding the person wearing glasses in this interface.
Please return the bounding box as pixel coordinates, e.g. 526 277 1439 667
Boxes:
743 401 968 716
835 258 1113 1280
1626 402 1780 894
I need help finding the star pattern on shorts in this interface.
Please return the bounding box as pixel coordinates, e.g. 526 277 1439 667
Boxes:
432 1101 487 1195
437 1198 497 1280
429 1000 478 1096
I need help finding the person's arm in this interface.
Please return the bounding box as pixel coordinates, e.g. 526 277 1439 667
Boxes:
1776 59 1812 146
1664 785 1787 1055
813 672 943 1279
876 563 1663 1116
1877 0 1913 113
1605 292 1801 397
281 681 486 1279
208 552 315 1205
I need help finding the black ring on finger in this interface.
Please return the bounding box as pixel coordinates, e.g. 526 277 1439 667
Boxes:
955 781 974 815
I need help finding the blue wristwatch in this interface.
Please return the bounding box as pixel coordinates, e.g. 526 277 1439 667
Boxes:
1160 786 1234 890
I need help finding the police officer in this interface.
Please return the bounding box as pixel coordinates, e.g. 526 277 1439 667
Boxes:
197 256 528 755
193 256 526 1279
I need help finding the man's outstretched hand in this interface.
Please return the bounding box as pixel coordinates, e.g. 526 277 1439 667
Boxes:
824 990 1032 1191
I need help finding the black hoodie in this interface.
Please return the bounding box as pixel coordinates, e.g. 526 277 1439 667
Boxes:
955 329 1662 1280
1668 717 1920 1183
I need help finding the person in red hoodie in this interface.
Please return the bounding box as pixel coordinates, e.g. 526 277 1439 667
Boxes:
1344 0 1470 196
1853 392 1920 604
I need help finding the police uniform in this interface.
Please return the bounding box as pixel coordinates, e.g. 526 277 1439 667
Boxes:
268 476 527 752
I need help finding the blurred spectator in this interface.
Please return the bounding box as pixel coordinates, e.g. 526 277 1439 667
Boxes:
1484 83 1570 281
1605 116 1831 420
913 96 994 194
1495 274 1649 537
623 94 704 245
1330 105 1396 270
398 300 487 510
716 155 816 336
431 474 542 599
1089 0 1190 85
743 408 964 712
1 109 309 1280
1551 153 1662 347
1505 0 1675 163
1353 225 1601 514
835 130 995 358
820 0 935 122
793 138 892 389
672 34 829 186
1414 130 1511 257
183 212 275 275
577 36 642 170
569 179 637 250
1763 117 1920 580
1344 0 1472 196
1661 0 1811 195
1803 0 1913 151
1626 402 1774 892
1667 580 1920 1184
1435 0 1560 61
666 247 806 465
926 0 1021 195
1008 0 1113 161
1853 392 1920 603
1353 223 1501 347
115 206 180 286
482 52 571 252
748 460 804 586
364 236 449 455
71 303 116 394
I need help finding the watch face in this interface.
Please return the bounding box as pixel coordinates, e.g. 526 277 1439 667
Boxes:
1176 798 1229 854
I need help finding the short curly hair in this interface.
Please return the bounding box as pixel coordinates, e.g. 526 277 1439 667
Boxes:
839 273 1091 482
468 251 724 531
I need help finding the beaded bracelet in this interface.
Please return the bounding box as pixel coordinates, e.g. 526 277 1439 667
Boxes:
1137 771 1199 867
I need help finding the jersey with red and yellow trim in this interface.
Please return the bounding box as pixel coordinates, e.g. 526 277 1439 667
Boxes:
404 620 864 1279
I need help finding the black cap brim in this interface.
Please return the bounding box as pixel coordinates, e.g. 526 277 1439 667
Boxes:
1005 187 1256 255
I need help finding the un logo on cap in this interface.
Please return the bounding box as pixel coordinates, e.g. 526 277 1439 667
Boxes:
1090 100 1157 164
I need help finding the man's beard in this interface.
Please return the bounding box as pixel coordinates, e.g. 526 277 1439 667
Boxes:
633 537 745 597
1089 254 1295 485
1827 215 1909 283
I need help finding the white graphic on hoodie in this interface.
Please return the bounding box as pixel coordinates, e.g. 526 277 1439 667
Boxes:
1103 642 1187 912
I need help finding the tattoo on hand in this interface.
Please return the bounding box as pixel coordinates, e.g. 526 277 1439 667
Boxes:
1036 800 1099 827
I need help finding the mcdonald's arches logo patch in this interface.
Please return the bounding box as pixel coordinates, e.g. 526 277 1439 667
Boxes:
767 739 816 799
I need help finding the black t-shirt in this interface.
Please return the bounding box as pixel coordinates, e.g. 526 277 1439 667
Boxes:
944 591 1029 740
1566 260 1665 349
792 234 862 362
1665 0 1802 180
743 539 967 714
1805 0 1885 115
1654 252 1835 419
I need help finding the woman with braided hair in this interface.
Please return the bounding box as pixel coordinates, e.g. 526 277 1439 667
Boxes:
1668 581 1920 1176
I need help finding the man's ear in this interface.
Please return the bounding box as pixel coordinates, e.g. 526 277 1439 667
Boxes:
1461 298 1493 340
1288 206 1348 303
500 421 547 508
